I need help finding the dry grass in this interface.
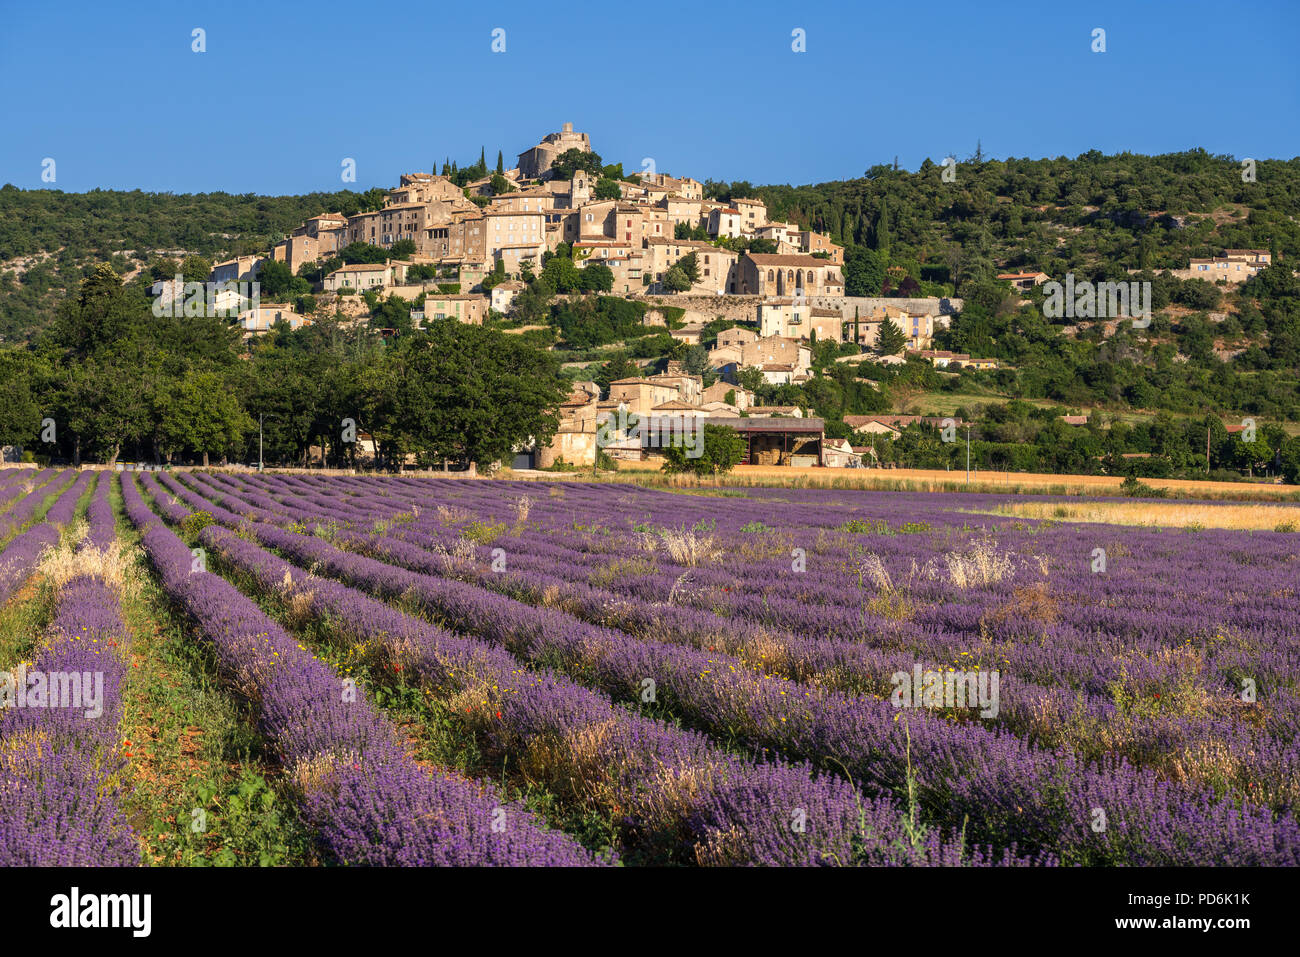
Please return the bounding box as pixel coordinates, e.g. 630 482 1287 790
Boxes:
39 531 130 595
657 528 721 567
984 499 1300 531
587 555 658 589
942 540 1014 589
594 462 1300 501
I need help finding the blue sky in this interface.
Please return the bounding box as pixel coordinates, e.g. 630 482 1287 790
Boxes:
2 0 1296 195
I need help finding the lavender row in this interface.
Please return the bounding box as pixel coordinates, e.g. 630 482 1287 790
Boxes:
0 566 138 865
0 475 81 607
44 471 97 528
123 474 599 866
83 473 116 550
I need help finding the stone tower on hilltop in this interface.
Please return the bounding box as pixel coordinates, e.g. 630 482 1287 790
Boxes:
516 122 592 180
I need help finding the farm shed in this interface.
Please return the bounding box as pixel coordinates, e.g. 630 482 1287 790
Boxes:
708 416 824 466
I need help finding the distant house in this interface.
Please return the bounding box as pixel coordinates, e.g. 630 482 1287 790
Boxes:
210 255 262 284
843 415 960 439
323 260 412 292
422 294 488 326
1174 250 1272 284
822 437 863 468
238 303 311 335
1061 415 1089 426
701 380 754 411
668 325 704 346
997 271 1050 290
910 349 997 370
490 281 526 314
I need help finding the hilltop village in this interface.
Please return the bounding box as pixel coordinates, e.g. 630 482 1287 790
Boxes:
182 123 983 468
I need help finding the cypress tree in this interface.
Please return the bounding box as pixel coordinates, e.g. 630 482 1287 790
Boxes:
874 196 891 255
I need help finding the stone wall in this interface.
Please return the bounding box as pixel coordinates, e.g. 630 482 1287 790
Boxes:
630 294 963 325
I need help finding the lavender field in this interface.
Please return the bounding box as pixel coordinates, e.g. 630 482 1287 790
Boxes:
1 466 1297 866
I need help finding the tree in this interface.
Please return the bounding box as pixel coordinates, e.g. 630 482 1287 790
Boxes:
661 265 691 292
594 355 640 393
0 349 44 448
548 148 603 180
181 255 212 284
541 256 581 293
594 178 622 200
481 259 507 291
339 242 390 265
876 318 907 355
154 368 253 466
661 424 745 477
371 320 568 467
496 150 504 175
843 246 884 297
577 263 614 293
682 345 710 377
256 259 310 300
490 173 514 195
736 367 765 393
873 196 890 254
677 253 700 284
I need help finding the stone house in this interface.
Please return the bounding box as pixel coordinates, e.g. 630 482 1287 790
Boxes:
237 303 310 335
664 197 706 229
422 294 489 325
425 212 487 263
797 230 844 264
647 371 703 406
1174 250 1272 284
490 280 526 314
741 335 812 377
323 260 411 292
608 377 682 416
758 300 843 342
701 380 754 411
731 197 767 233
576 199 619 240
708 207 743 239
210 255 261 284
271 233 327 277
822 437 863 468
997 270 1050 290
485 210 545 260
716 326 759 351
691 247 738 294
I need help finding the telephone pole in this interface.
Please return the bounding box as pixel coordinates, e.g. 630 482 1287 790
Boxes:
965 425 971 484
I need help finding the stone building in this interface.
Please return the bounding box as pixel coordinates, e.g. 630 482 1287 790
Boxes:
758 299 843 342
737 253 844 297
1172 250 1273 284
516 122 592 180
